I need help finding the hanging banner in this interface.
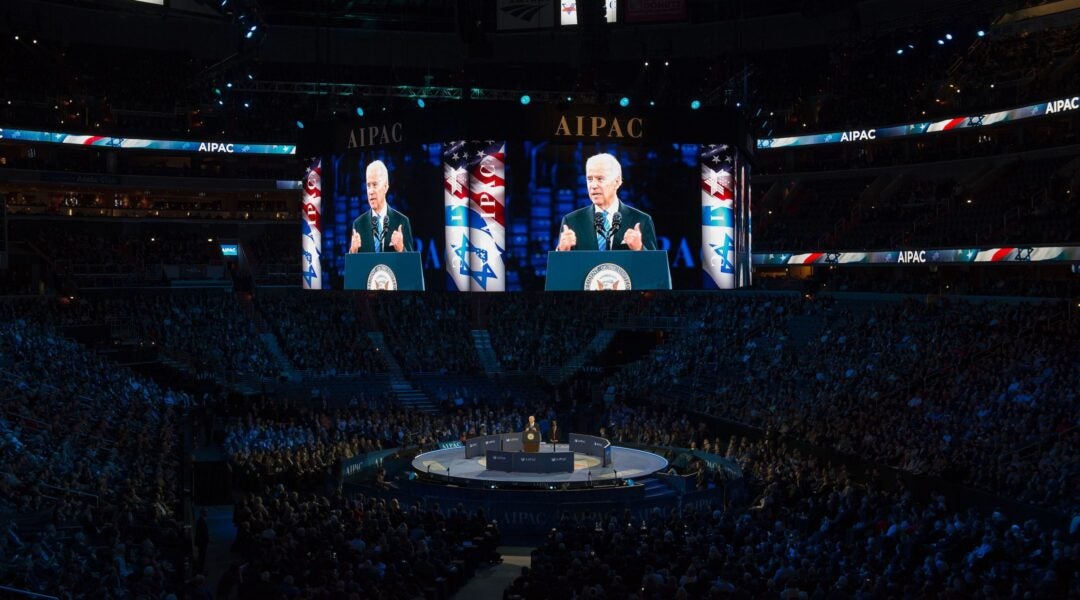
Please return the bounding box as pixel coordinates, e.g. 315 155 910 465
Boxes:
466 141 507 291
701 145 736 289
496 0 555 30
300 159 324 289
443 141 472 291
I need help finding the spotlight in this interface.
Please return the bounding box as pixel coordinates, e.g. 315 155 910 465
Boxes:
296 120 304 129
664 61 669 66
417 98 426 108
355 107 364 117
226 82 233 89
246 73 254 80
937 39 944 45
644 61 649 66
649 100 655 106
977 30 985 37
213 88 221 96
945 33 953 40
245 31 254 39
217 99 224 106
566 96 572 102
619 97 630 107
690 99 701 110
519 94 531 105
242 101 250 108
13 35 18 41
896 49 904 55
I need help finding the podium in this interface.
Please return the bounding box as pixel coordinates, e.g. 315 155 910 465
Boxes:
523 429 540 453
344 252 425 291
545 250 671 291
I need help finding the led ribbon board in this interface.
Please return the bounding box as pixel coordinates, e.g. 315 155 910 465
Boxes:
754 246 1080 266
0 128 296 155
758 95 1080 150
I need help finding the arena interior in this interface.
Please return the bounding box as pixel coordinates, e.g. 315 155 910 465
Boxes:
1 0 1079 598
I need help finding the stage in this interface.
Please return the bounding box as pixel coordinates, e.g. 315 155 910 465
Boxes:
411 443 668 486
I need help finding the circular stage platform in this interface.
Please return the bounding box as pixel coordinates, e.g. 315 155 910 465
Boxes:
411 443 668 486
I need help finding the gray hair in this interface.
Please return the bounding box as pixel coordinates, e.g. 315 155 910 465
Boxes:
366 160 389 186
586 153 622 181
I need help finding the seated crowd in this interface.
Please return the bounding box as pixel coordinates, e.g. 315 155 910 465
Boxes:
613 295 1079 515
1 290 1077 599
257 292 387 377
510 438 1079 599
219 391 560 491
374 294 481 374
225 490 501 599
0 314 186 599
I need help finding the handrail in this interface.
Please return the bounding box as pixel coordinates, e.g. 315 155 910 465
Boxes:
39 484 100 504
0 585 60 600
1002 424 1078 462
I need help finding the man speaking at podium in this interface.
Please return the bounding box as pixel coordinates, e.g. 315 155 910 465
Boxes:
349 159 414 254
523 415 540 453
555 153 657 252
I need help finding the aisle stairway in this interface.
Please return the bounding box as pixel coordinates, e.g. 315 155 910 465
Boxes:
392 379 438 413
259 332 297 381
639 476 678 500
366 331 437 412
470 330 503 375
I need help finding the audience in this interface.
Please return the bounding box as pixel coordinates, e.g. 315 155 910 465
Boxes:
0 315 186 598
511 437 1080 599
229 489 501 599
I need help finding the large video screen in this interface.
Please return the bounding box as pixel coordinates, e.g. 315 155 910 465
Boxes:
504 141 701 289
301 134 749 291
308 145 447 290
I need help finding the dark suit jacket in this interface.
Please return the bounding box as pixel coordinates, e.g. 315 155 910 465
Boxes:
352 207 414 253
559 202 657 251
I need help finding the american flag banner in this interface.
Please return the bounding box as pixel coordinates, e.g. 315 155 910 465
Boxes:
443 141 472 291
464 141 507 292
701 145 736 289
300 158 324 289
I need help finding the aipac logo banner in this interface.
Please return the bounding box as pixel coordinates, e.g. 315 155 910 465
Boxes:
497 0 554 30
300 159 324 289
754 245 1080 266
444 141 507 292
701 145 736 289
467 141 507 291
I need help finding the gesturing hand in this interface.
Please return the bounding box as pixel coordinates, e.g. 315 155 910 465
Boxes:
556 224 577 251
390 224 405 252
622 222 643 251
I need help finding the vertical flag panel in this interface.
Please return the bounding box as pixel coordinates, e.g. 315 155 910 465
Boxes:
301 158 324 289
466 141 507 292
443 141 472 291
700 145 736 289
